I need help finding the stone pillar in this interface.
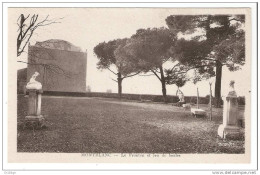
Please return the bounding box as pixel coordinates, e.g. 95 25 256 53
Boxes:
28 90 37 115
25 72 45 128
218 81 240 139
36 93 42 116
25 89 44 128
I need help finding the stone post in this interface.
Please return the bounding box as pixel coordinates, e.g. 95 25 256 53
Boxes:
28 89 37 115
218 81 240 139
25 72 45 128
36 92 42 116
25 89 44 128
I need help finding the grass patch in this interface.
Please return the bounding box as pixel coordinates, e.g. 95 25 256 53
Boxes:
17 95 245 153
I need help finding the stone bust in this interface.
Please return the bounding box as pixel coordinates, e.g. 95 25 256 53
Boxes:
227 80 237 97
26 72 42 90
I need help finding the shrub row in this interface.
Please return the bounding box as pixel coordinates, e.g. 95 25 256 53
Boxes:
37 91 245 105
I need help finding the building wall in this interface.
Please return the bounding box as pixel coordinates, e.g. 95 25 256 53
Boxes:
27 45 87 93
17 68 27 94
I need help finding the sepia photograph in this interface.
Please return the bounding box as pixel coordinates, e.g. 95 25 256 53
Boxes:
2 2 258 171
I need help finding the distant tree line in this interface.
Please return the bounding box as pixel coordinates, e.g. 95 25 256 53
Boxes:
94 15 245 107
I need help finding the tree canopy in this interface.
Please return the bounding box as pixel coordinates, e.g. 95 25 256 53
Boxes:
166 14 245 106
93 15 245 103
166 15 245 66
94 38 140 98
114 27 189 102
115 28 175 72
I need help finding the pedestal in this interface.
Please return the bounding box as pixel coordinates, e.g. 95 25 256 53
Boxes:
218 95 241 139
218 124 240 139
25 89 45 129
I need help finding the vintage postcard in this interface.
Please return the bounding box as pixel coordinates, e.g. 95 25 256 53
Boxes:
2 2 258 171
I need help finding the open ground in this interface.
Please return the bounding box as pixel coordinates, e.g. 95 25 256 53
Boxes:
17 95 245 153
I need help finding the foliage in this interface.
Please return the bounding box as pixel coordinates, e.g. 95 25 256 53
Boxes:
164 65 188 87
166 14 245 71
94 38 140 77
94 38 141 97
115 27 180 101
114 39 141 76
94 40 118 70
116 27 175 73
212 30 245 71
166 15 245 101
115 27 197 97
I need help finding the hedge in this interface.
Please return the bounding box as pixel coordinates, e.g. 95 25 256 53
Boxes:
28 91 244 105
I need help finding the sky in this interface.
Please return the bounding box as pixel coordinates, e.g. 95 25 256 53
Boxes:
10 8 251 97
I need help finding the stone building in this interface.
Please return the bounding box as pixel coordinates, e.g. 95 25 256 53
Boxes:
18 39 87 93
17 68 27 94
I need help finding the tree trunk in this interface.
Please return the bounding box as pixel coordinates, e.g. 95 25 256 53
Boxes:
117 73 123 99
214 60 222 108
159 66 167 103
197 87 199 109
209 83 213 121
17 39 21 56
